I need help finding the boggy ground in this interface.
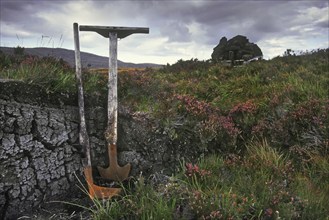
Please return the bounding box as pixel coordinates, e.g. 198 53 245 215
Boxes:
0 80 204 219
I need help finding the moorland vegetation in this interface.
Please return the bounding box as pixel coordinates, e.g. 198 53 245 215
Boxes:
0 48 328 219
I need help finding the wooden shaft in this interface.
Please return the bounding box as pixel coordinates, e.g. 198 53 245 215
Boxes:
107 32 118 145
73 22 91 167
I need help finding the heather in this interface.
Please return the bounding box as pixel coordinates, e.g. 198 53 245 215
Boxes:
118 49 328 155
93 49 328 219
0 48 328 219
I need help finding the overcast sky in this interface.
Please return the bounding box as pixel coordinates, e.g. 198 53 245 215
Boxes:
0 0 328 64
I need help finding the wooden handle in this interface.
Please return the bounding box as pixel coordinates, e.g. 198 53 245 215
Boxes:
107 32 118 145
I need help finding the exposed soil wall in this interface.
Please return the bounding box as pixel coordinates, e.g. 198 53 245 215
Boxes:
0 81 203 219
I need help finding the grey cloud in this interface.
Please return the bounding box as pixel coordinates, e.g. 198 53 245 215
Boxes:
316 19 329 28
1 1 34 23
161 21 191 42
0 0 327 61
3 0 324 44
0 0 62 38
194 1 328 46
1 1 59 22
131 1 283 45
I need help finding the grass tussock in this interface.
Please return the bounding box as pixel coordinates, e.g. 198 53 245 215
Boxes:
0 51 108 94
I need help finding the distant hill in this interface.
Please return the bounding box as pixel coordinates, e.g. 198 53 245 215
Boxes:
0 47 162 68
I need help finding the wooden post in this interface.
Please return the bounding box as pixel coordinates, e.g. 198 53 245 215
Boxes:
73 23 91 167
106 32 118 145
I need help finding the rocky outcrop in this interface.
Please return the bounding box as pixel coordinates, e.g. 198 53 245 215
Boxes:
0 81 203 219
211 35 263 62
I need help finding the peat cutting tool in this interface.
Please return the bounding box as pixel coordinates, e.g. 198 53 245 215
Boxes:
78 25 149 182
74 23 121 199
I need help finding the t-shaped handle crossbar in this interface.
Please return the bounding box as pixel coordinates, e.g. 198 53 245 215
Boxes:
79 25 149 39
